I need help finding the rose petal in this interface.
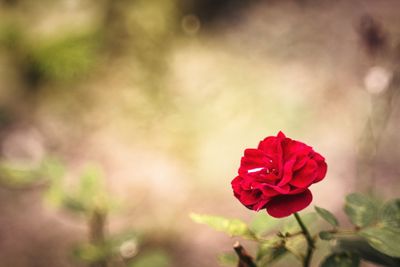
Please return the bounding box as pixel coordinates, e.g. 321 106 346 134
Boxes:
290 160 318 188
260 187 281 197
313 153 327 182
231 176 243 190
278 157 296 186
293 156 308 171
277 131 286 139
258 136 281 157
282 140 312 161
263 183 291 194
239 149 273 175
253 199 269 211
252 183 282 197
265 189 313 218
239 190 262 206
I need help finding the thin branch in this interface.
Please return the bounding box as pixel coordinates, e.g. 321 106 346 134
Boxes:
294 213 314 267
233 241 257 267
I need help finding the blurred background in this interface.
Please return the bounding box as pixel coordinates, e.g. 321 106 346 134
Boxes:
0 0 400 266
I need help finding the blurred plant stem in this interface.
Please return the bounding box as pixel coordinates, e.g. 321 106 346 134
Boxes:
357 15 400 194
293 212 314 267
233 242 257 267
358 85 398 194
89 209 108 267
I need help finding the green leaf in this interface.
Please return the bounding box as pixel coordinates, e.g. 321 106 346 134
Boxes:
359 226 400 257
129 250 170 267
315 206 339 227
76 165 112 212
344 193 377 227
72 243 110 263
62 196 87 213
218 252 237 266
190 213 255 239
32 32 99 81
256 237 282 260
337 238 400 267
282 212 317 233
256 240 287 266
319 231 334 240
285 235 307 260
380 199 400 229
0 162 43 187
250 212 280 235
321 252 360 267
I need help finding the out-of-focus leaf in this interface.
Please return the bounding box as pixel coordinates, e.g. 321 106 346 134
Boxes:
190 213 256 239
218 252 237 266
41 158 65 181
344 193 377 228
321 252 360 267
32 32 99 81
337 238 400 267
73 243 110 263
285 234 306 259
250 212 280 235
319 231 334 240
129 250 170 267
256 236 282 260
42 158 66 206
282 212 317 233
315 206 339 227
0 162 42 187
359 226 400 257
256 239 287 266
62 196 87 213
381 199 400 229
79 165 104 197
75 165 112 212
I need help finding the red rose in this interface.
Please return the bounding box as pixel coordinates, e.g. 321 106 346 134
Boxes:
231 132 327 218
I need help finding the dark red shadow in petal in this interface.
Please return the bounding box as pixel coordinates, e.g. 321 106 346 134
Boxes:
265 189 313 218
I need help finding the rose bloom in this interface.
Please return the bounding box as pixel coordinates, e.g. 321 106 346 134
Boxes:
231 132 327 218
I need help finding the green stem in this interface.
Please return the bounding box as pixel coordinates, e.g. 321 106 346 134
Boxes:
294 212 314 267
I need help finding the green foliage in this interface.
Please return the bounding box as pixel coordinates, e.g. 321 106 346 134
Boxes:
190 213 256 240
42 158 66 206
342 195 400 258
284 234 307 260
321 252 360 267
75 165 111 212
257 241 287 266
128 250 170 267
44 162 115 215
0 22 22 49
250 212 280 235
192 194 400 267
359 227 400 257
319 231 334 240
218 252 237 266
337 238 400 267
73 243 110 263
282 212 317 233
0 162 43 187
31 32 99 81
344 193 378 228
315 206 339 227
380 199 400 228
